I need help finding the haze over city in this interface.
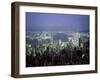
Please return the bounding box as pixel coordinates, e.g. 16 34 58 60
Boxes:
26 12 89 32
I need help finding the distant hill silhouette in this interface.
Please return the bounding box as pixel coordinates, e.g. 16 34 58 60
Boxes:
53 33 68 42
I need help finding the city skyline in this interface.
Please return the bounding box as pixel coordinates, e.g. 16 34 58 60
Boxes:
26 12 90 67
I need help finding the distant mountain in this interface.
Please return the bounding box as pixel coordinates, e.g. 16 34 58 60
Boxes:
53 33 68 42
26 38 38 47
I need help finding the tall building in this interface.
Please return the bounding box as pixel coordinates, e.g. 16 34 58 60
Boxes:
72 32 80 47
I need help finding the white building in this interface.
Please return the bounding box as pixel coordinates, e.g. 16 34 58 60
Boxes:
72 32 80 47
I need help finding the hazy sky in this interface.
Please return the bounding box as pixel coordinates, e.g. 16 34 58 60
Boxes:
26 12 89 32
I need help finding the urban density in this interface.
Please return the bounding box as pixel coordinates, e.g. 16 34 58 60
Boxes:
26 31 89 67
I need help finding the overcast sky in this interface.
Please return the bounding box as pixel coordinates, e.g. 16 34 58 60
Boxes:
26 12 89 32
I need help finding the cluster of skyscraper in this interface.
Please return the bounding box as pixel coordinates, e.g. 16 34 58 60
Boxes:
26 31 89 55
26 31 89 67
